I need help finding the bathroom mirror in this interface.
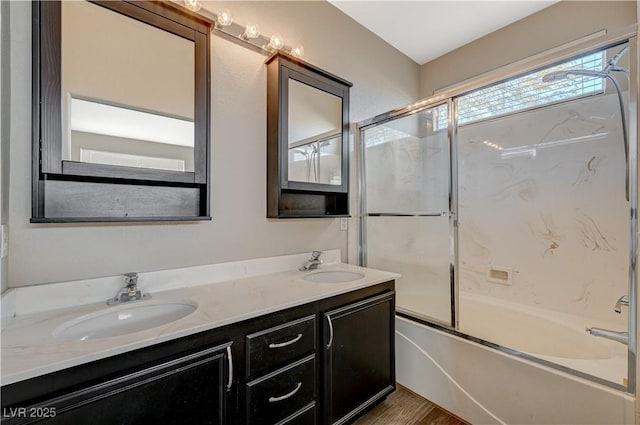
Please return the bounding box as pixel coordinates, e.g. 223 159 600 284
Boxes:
61 1 195 173
266 53 352 218
287 79 342 186
32 0 211 222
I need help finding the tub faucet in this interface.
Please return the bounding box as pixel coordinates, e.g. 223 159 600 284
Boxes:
107 272 150 305
586 327 628 345
615 295 629 313
300 251 323 271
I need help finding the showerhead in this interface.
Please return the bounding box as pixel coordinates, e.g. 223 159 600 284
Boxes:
541 68 607 83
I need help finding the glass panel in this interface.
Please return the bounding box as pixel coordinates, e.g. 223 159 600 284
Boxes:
363 105 449 213
288 79 342 185
362 103 452 325
366 216 451 324
456 43 629 385
318 135 342 185
288 135 342 185
61 1 195 171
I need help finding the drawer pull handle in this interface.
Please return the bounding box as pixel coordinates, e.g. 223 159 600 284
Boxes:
268 382 302 403
268 333 303 349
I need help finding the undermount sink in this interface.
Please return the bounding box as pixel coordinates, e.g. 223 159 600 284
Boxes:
302 270 365 283
53 300 198 341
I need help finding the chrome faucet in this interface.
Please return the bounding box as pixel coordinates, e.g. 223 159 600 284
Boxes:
300 251 323 271
107 272 150 305
586 327 628 345
615 295 629 313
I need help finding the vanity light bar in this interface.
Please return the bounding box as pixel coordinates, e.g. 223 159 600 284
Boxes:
177 0 304 58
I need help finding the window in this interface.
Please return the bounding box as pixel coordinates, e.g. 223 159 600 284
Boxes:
435 51 605 130
79 149 186 171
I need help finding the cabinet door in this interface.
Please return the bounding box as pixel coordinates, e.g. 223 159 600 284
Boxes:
323 292 395 425
20 343 232 425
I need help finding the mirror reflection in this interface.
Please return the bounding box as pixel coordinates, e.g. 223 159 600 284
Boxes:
61 1 195 172
287 79 342 185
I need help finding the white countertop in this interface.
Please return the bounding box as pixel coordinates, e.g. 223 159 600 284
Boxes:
1 262 398 386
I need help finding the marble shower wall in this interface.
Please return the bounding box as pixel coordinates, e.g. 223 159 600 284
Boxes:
458 92 629 325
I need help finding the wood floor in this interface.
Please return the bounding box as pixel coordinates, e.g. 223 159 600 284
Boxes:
354 386 469 425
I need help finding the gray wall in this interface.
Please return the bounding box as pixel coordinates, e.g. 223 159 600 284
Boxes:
7 1 419 287
419 1 637 97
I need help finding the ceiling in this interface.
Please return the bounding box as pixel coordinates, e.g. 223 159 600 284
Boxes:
328 1 558 65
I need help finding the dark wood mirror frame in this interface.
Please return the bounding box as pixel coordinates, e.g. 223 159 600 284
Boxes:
32 0 212 222
266 53 352 219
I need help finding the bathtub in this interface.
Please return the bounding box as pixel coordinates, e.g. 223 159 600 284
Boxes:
459 293 628 384
395 293 635 424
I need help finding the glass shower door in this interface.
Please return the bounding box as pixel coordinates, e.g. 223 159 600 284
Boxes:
360 103 455 325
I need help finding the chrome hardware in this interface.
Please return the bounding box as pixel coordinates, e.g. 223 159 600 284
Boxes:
226 346 233 391
615 295 629 313
268 334 302 349
326 315 334 349
268 382 302 403
123 272 138 286
299 251 323 271
586 327 628 345
107 272 150 305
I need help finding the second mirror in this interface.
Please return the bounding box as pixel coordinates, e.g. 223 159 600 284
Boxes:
267 53 352 218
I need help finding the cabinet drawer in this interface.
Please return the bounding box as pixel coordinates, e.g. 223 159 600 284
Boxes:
246 355 316 425
246 315 316 377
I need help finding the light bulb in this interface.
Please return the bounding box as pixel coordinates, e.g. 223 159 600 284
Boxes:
184 0 201 12
241 23 260 40
216 8 232 27
291 45 305 58
266 33 284 51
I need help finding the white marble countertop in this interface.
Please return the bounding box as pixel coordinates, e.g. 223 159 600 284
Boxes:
1 262 398 386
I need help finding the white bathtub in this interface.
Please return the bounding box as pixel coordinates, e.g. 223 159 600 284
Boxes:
395 294 635 424
458 293 628 384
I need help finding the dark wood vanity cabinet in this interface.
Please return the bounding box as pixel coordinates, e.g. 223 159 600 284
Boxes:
323 293 395 425
35 344 230 425
1 282 395 425
1 342 233 425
